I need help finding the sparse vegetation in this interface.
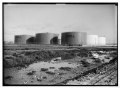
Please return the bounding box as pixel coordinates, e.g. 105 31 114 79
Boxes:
4 76 13 80
81 60 90 67
4 49 92 68
4 45 117 85
77 49 92 57
94 58 102 63
4 48 117 69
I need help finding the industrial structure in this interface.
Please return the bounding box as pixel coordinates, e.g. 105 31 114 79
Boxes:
87 35 98 46
61 32 87 46
14 32 106 46
35 33 59 44
26 37 36 44
98 37 106 45
58 39 61 45
14 35 33 44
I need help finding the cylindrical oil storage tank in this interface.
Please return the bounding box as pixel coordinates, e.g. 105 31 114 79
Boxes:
14 35 32 44
51 34 59 44
61 32 87 46
26 37 36 44
87 35 98 46
98 37 106 45
35 33 59 44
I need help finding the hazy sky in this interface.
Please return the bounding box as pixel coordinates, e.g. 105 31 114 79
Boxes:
4 4 117 44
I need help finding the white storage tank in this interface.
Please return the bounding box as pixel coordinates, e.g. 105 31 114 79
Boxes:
87 35 98 46
98 37 106 45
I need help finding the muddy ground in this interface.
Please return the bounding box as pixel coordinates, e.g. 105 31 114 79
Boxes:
3 46 117 85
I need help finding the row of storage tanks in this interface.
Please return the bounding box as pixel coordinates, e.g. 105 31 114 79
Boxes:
14 32 106 46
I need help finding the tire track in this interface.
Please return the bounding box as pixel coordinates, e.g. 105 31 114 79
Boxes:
91 66 117 85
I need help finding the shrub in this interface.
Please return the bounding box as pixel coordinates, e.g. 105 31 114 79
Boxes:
4 55 15 60
77 49 93 57
81 60 90 67
94 58 102 63
45 71 55 75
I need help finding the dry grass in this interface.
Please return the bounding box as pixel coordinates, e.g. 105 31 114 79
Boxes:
4 48 117 69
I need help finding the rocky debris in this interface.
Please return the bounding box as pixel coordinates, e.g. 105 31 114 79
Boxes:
23 81 28 84
42 76 47 79
49 67 55 69
59 67 72 71
37 77 42 82
57 72 65 75
45 71 55 75
41 68 48 71
27 71 36 75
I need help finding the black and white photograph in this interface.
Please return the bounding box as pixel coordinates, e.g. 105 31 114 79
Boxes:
3 2 118 86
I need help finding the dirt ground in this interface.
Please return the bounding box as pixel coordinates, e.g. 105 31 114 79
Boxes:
3 45 117 85
4 57 101 85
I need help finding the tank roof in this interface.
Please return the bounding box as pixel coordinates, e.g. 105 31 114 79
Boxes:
15 35 33 36
62 31 86 34
36 32 59 35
